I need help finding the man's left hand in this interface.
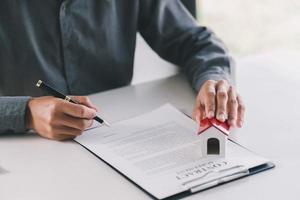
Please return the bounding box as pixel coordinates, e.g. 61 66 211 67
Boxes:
192 79 245 127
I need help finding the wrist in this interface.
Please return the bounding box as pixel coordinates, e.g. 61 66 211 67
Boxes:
25 97 35 130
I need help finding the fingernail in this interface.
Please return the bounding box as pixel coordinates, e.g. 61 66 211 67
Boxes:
93 105 99 112
218 113 226 122
208 111 214 118
195 115 200 124
238 120 243 127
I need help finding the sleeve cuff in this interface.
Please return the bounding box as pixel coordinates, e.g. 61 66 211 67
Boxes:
0 97 31 133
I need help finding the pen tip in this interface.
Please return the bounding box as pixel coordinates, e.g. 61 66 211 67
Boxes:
103 120 111 127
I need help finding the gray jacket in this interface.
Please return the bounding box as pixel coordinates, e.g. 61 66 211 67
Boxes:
0 0 232 133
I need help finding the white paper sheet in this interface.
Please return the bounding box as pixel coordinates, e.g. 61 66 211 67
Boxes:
75 104 271 199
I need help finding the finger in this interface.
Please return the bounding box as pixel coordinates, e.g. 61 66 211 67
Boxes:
51 126 82 140
72 96 98 111
45 126 82 141
51 134 76 141
216 80 229 122
60 101 96 119
59 113 94 131
237 95 246 127
199 104 206 120
192 108 200 122
227 86 238 127
204 81 217 119
56 126 83 136
192 104 205 123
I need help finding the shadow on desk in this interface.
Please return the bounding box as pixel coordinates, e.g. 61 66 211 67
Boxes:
0 165 9 175
0 131 36 139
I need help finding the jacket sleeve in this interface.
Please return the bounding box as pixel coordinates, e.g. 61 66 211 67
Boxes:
0 97 30 134
138 0 233 91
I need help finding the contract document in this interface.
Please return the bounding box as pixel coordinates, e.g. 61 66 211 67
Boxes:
75 104 274 199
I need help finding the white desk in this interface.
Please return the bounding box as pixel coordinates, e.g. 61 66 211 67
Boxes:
1 51 300 200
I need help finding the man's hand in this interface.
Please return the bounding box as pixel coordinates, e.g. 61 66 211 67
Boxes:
192 80 245 128
26 96 98 140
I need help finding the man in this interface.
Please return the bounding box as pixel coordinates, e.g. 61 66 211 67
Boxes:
0 0 245 140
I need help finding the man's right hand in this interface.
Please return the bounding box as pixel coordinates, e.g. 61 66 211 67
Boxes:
26 96 98 141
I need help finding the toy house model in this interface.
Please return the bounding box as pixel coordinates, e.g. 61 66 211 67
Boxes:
198 118 230 157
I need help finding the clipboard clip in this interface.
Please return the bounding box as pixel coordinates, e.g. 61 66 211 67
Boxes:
181 165 250 193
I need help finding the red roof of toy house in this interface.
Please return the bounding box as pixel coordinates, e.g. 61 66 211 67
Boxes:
198 118 230 136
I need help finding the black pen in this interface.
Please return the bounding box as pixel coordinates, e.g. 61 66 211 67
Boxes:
36 80 110 127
